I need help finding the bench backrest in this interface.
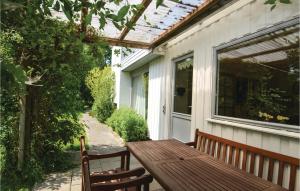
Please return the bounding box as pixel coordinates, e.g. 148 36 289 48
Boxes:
193 129 299 191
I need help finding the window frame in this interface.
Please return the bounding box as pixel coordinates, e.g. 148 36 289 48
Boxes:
212 17 300 132
172 52 194 117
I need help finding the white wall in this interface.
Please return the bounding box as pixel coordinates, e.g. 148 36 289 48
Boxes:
151 0 299 189
147 57 166 140
111 46 131 108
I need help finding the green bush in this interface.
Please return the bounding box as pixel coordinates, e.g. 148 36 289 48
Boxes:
86 67 115 122
106 108 149 142
0 18 107 190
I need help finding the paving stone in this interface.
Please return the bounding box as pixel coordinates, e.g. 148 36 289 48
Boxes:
33 171 72 191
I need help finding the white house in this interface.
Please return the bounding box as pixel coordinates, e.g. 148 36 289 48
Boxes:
112 1 299 188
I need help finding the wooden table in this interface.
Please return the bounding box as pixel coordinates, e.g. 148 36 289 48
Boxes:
127 139 286 191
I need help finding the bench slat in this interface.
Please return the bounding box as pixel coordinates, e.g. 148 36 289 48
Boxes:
277 161 284 186
192 130 299 191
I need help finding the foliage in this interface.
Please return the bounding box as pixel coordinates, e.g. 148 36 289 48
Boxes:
0 17 108 190
63 123 89 151
264 0 291 10
1 0 146 31
106 108 149 142
86 67 115 123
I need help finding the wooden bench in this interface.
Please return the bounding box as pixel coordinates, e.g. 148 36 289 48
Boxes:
187 129 299 191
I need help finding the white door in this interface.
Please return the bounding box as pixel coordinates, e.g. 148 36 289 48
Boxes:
171 54 193 142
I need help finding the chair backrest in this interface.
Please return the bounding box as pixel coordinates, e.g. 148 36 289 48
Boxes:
81 156 153 191
193 129 299 191
80 136 87 158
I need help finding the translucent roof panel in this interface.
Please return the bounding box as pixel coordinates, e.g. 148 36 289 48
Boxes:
125 0 205 43
51 0 210 45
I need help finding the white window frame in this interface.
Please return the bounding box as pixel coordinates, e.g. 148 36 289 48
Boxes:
212 17 300 132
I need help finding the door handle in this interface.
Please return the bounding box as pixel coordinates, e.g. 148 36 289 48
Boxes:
162 105 166 114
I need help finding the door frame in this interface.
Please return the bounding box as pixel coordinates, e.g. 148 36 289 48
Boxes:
170 52 194 139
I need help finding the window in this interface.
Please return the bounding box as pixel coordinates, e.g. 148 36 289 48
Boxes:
173 56 193 115
215 20 299 128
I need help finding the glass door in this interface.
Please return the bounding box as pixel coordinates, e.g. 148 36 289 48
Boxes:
171 54 193 142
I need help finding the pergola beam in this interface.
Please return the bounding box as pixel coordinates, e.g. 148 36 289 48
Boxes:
103 37 151 49
119 0 152 41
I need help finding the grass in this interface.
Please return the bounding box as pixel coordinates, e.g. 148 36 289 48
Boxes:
63 126 90 151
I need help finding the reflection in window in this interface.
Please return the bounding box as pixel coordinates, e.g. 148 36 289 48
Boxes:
216 23 299 126
174 56 193 115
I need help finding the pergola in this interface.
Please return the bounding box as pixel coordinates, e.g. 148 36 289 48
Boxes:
52 0 231 49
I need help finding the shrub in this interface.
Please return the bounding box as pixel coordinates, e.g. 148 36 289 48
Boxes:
86 67 115 122
0 19 105 189
106 108 149 142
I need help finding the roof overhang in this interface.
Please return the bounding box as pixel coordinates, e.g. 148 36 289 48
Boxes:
121 49 164 71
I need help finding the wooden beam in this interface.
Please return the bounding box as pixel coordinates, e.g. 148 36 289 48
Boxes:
119 0 152 41
102 37 151 49
150 0 222 48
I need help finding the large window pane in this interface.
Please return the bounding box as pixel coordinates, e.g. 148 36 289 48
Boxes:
216 23 299 126
174 57 193 114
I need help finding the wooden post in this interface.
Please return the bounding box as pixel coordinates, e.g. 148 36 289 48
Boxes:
17 94 26 170
17 85 38 169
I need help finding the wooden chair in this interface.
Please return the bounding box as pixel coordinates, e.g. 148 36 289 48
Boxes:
80 136 131 171
187 129 300 191
82 156 153 191
80 136 141 191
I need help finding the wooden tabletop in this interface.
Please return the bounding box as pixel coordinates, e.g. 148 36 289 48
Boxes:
127 139 286 191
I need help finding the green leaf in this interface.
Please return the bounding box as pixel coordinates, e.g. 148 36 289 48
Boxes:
96 1 105 9
62 5 72 21
48 0 55 6
117 5 130 20
264 0 276 4
270 4 276 10
107 13 119 21
99 16 106 29
156 0 163 8
85 12 93 25
279 0 291 4
53 1 60 11
112 21 122 30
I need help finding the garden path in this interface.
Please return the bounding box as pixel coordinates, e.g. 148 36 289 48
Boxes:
34 112 163 191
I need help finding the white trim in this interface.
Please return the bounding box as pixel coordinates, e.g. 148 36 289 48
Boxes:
207 118 300 139
172 112 191 120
